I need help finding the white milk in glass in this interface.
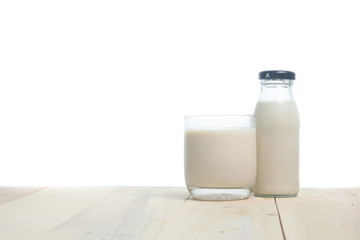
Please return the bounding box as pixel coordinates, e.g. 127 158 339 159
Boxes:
184 116 256 201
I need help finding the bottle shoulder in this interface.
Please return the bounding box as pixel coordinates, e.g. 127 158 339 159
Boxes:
255 100 299 111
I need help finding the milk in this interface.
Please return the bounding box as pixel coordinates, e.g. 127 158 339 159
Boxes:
185 128 256 189
254 100 300 196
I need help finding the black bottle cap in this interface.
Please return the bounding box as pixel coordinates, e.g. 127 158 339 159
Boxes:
259 70 295 80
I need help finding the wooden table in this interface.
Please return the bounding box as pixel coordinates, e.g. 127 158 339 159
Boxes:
0 187 359 240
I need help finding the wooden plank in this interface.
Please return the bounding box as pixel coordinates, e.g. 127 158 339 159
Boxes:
351 187 360 197
156 195 283 240
3 187 358 239
276 188 360 240
38 187 189 240
0 186 119 240
0 187 47 206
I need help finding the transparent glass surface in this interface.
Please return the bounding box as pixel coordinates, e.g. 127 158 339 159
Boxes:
184 115 256 201
254 79 300 198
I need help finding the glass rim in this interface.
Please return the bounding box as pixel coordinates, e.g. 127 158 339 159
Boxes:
184 114 255 130
184 114 255 119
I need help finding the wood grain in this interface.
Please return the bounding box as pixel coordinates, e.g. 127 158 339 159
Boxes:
0 187 46 206
0 186 119 240
352 188 360 197
156 195 283 240
38 187 189 240
276 188 360 240
1 187 360 240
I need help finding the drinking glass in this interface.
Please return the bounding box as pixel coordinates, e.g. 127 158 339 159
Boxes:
184 115 256 200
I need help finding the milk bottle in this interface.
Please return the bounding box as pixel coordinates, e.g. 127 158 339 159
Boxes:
254 70 300 197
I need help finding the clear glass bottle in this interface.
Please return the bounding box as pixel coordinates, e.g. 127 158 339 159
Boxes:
254 70 300 197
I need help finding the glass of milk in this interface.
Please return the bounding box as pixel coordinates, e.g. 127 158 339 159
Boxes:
184 115 256 201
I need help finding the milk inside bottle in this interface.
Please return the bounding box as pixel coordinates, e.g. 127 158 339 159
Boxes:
254 70 300 197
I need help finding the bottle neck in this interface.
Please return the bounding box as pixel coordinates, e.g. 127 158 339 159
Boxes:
258 79 295 102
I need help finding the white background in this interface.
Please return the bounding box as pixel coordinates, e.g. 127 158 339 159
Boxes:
0 0 359 187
